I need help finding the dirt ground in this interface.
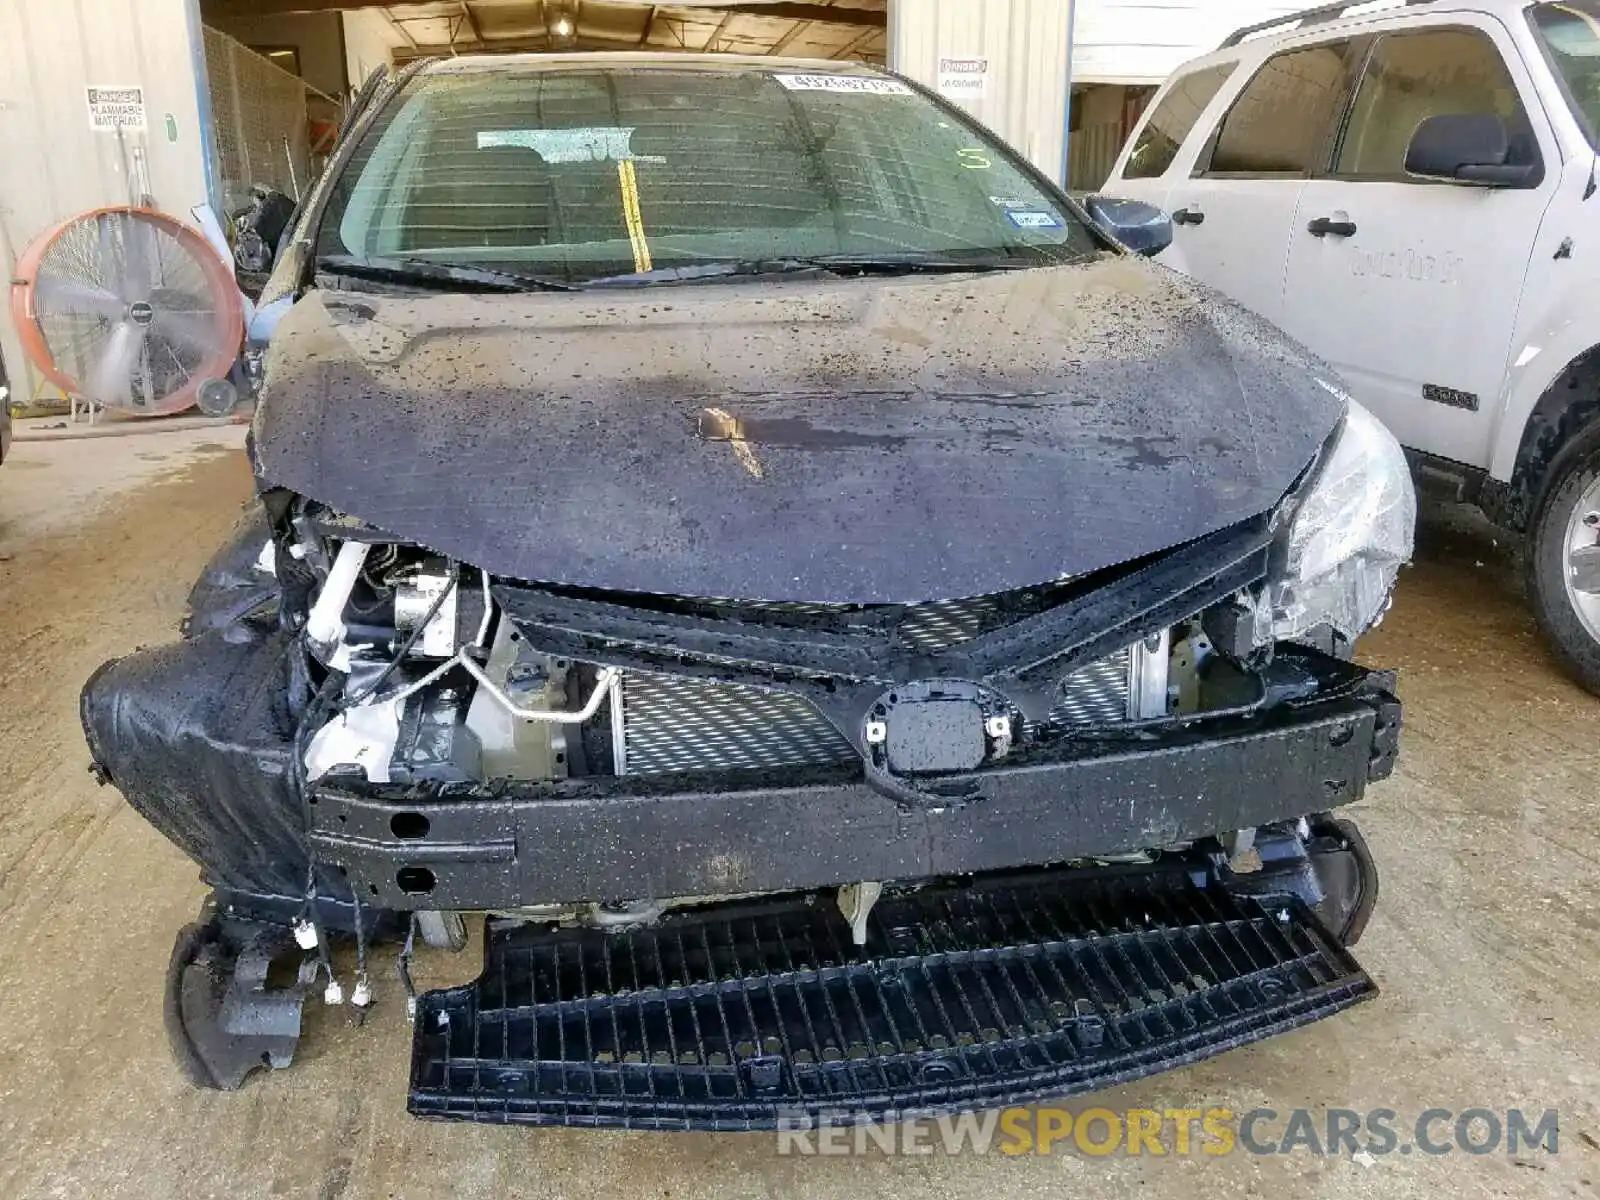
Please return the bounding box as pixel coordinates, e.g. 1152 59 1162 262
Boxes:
0 428 1596 1200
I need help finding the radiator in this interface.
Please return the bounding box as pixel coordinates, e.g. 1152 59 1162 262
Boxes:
613 644 1146 777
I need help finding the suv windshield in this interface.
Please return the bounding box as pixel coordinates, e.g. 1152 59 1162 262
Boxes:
316 64 1098 286
1531 1 1600 146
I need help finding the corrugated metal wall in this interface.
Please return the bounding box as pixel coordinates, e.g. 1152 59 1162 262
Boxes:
889 0 1074 183
1069 83 1139 190
1071 0 1306 82
0 0 211 396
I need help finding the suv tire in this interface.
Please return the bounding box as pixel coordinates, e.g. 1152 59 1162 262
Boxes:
1528 424 1600 695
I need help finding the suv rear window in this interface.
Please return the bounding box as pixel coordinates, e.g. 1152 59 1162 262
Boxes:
1123 63 1236 179
316 67 1099 282
1335 28 1531 177
1206 42 1352 174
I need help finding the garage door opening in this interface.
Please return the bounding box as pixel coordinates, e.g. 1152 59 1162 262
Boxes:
197 2 888 219
202 1 887 99
375 2 886 65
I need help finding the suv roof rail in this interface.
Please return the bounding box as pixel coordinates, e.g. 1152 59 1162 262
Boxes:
1219 0 1435 48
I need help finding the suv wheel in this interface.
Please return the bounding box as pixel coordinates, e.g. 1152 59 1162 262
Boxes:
1529 427 1600 694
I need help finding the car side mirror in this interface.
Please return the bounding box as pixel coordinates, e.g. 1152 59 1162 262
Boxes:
1403 113 1537 187
1084 196 1173 257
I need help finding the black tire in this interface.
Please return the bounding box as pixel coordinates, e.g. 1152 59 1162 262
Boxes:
1527 427 1600 695
163 921 224 1090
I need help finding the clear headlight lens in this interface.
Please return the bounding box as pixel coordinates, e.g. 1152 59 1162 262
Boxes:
1262 398 1416 643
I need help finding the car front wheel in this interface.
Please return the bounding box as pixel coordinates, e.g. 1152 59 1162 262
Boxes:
1529 427 1600 695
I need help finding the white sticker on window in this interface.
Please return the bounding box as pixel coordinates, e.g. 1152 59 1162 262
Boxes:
1006 210 1063 229
476 126 664 164
774 74 913 95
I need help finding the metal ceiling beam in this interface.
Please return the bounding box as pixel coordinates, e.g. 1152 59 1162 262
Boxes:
460 1 486 46
704 4 883 27
701 9 735 51
395 26 859 60
394 36 763 59
382 7 419 50
396 35 548 59
637 4 659 45
208 0 885 27
833 23 879 59
207 0 417 14
768 18 810 54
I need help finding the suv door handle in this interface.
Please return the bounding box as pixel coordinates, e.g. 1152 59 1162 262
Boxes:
1172 208 1205 226
1307 216 1357 238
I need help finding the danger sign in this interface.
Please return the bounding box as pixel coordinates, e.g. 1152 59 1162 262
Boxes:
86 86 146 131
937 57 989 99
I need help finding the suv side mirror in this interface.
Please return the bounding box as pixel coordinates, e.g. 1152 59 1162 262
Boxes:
1403 113 1537 187
1084 196 1173 257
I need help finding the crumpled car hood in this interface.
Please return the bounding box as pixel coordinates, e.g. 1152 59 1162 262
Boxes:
251 256 1342 602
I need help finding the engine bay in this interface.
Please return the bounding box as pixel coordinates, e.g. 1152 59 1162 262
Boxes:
81 494 1401 1108
282 503 1281 799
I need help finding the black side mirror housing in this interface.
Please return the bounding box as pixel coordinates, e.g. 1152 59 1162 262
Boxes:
1403 113 1538 187
1084 196 1173 257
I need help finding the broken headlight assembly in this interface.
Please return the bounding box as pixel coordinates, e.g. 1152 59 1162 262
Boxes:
1259 398 1416 645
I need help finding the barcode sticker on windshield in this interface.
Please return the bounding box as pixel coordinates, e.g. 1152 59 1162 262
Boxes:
774 74 913 95
1006 210 1063 229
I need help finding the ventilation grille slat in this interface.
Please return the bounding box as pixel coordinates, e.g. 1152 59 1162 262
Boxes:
409 870 1377 1130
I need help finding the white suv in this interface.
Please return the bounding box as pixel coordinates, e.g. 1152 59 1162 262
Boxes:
1102 0 1600 691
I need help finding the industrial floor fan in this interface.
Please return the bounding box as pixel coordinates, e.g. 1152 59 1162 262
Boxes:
10 207 244 416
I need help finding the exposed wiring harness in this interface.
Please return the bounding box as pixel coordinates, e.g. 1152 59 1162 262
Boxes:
397 915 419 1022
286 545 501 1020
338 558 460 711
350 889 372 1020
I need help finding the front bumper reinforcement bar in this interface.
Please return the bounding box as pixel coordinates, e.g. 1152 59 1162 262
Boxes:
312 675 1399 908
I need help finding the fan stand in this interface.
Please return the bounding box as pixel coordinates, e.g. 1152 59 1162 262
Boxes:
70 393 103 425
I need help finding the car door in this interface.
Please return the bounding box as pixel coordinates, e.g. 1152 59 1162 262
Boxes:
1161 39 1362 322
1277 20 1560 468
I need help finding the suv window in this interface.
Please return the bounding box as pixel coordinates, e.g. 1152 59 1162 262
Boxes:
1123 63 1236 179
1335 28 1533 177
1206 42 1352 174
1531 0 1600 148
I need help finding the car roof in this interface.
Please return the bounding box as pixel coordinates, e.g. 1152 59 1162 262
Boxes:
1213 0 1537 57
420 52 886 77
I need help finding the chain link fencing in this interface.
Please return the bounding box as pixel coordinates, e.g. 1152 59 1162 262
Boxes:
202 27 334 215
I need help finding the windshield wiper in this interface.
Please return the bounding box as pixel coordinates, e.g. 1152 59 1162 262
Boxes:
808 252 1037 274
316 254 576 293
585 253 1036 288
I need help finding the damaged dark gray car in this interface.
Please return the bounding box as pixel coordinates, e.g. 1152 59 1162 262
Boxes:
82 54 1414 1129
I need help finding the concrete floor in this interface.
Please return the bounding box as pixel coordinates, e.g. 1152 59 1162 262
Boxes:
0 429 1596 1199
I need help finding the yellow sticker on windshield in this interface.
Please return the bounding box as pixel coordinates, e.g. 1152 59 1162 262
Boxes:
617 158 652 274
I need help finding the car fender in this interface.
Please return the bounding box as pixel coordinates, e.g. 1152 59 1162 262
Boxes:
1487 268 1600 518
